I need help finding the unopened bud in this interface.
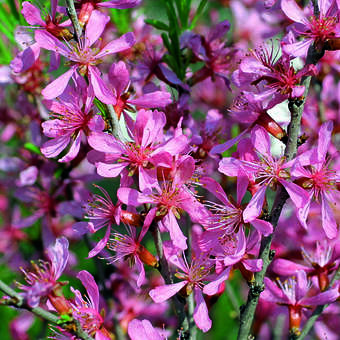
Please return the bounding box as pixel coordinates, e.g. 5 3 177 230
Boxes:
255 112 287 142
137 245 158 267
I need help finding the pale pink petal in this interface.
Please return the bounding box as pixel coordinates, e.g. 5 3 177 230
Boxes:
218 157 244 177
128 319 163 340
135 257 146 287
242 258 262 272
200 177 233 208
129 91 172 108
261 277 288 304
10 43 41 73
300 288 339 306
108 61 130 96
139 168 158 192
47 237 69 279
282 38 313 58
163 212 187 250
272 259 310 276
34 30 70 57
210 129 249 154
193 288 212 332
317 121 333 163
149 281 186 303
117 187 152 206
97 0 141 9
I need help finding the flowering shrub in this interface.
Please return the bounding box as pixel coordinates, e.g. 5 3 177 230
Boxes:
0 0 339 339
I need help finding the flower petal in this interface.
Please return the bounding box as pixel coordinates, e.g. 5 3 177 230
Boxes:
149 281 186 303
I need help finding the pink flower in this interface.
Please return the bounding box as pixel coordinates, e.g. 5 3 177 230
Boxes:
262 270 339 330
281 0 340 57
35 10 135 102
18 237 69 307
118 156 211 250
291 121 339 238
149 250 213 332
88 109 189 191
219 125 309 222
41 78 105 162
73 185 121 258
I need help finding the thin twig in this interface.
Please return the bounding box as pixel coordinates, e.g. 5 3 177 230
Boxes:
65 0 82 42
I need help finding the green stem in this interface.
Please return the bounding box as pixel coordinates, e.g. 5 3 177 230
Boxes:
65 0 82 42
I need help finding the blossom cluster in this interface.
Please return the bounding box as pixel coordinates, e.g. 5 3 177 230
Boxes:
0 0 339 339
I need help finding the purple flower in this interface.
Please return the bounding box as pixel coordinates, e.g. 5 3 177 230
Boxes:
291 121 339 238
219 125 309 222
128 319 167 340
35 10 135 102
262 270 339 330
88 109 189 191
41 78 105 162
18 237 69 307
281 0 340 57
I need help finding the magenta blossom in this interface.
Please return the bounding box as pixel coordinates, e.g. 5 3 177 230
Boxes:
149 250 214 332
118 156 211 250
18 237 69 307
291 121 339 238
281 0 340 57
88 109 189 191
73 185 121 258
35 10 135 102
41 79 105 162
262 270 339 330
219 125 309 223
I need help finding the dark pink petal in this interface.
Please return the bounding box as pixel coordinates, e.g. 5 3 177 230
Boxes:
251 125 271 156
149 281 186 303
173 155 195 187
141 110 166 147
88 226 111 259
243 185 267 222
22 2 45 26
88 66 116 104
261 277 288 304
117 187 152 206
203 268 231 296
296 192 312 229
139 168 158 192
47 237 69 279
58 131 82 162
272 259 310 276
242 258 262 272
10 43 41 73
96 162 127 177
163 212 187 250
108 61 129 96
88 131 124 153
210 129 249 154
193 288 212 332
200 177 233 208
41 66 76 99
156 135 189 155
282 39 313 58
73 221 94 235
321 193 338 239
251 218 273 236
85 10 109 47
88 115 105 132
218 157 244 177
317 121 333 163
34 30 70 57
129 91 172 108
77 270 99 311
279 179 309 209
291 85 305 98
281 0 309 24
135 257 146 287
96 32 135 58
138 207 157 241
41 135 71 158
300 288 339 306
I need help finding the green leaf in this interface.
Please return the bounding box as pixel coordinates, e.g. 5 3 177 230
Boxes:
190 0 208 29
144 19 169 31
24 142 42 155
